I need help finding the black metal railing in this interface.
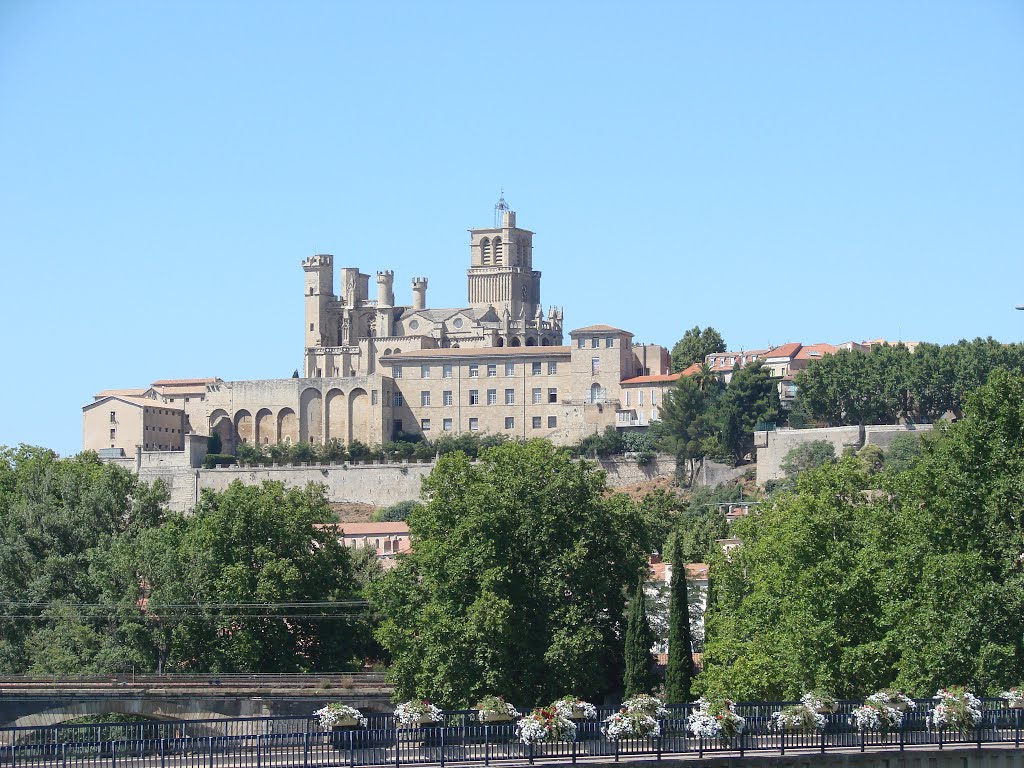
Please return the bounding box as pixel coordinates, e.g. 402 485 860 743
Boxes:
1 700 1021 767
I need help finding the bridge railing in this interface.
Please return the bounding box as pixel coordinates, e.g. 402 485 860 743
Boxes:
1 700 1022 766
0 673 386 689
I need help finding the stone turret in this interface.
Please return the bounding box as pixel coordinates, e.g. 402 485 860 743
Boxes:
411 277 428 310
376 270 395 307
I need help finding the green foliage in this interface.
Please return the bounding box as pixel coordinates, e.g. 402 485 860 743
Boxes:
202 453 236 469
698 371 1024 698
666 485 737 564
0 447 371 674
649 376 719 485
576 425 624 457
664 536 694 703
372 499 424 522
370 440 647 707
671 326 726 373
710 361 780 463
856 444 885 475
794 338 1024 426
623 581 656 697
207 432 222 455
883 433 925 473
780 440 836 478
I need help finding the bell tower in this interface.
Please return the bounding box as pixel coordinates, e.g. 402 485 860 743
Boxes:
467 196 541 320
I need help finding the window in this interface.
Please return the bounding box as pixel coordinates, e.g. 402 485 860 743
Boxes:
109 411 116 423
504 417 515 429
421 391 430 406
532 387 542 404
487 389 497 405
651 390 657 405
532 416 542 429
548 416 557 428
443 390 453 406
532 361 542 375
110 428 116 439
505 362 515 376
421 419 431 431
469 417 479 431
469 364 479 377
548 388 557 403
372 390 378 405
548 361 557 375
638 391 644 406
469 389 480 405
394 419 403 433
591 338 599 349
393 392 404 407
443 418 453 431
605 337 614 348
310 323 314 331
185 397 190 403
505 388 515 405
421 365 431 378
626 390 632 406
591 357 600 374
487 364 497 377
392 365 402 379
443 364 453 378
577 338 585 349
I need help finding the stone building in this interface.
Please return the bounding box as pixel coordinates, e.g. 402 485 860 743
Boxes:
83 205 673 454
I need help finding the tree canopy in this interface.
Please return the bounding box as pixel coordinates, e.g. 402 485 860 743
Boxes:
370 439 647 707
698 370 1024 699
671 326 726 373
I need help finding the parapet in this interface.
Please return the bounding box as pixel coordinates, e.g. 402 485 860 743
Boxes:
302 254 334 269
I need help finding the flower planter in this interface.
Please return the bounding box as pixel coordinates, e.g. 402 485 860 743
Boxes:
889 702 909 712
1008 701 1024 710
815 706 837 715
331 718 361 728
478 712 514 723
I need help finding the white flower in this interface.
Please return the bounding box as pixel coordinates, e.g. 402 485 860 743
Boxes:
552 697 597 720
928 687 982 730
602 710 660 740
314 703 367 729
1000 687 1023 703
394 700 443 726
516 708 576 744
686 698 745 738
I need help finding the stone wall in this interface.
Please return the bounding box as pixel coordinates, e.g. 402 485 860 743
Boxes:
596 454 675 486
756 423 934 484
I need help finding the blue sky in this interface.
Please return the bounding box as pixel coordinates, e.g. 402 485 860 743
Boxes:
1 1 1022 455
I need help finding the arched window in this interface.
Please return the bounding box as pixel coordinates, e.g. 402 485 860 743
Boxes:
493 237 503 265
481 238 491 265
590 383 604 403
525 337 537 346
497 337 504 347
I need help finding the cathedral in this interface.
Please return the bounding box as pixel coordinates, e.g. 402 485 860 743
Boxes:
84 204 672 456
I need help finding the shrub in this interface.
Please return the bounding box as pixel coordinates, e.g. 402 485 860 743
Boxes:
780 440 836 478
202 454 236 469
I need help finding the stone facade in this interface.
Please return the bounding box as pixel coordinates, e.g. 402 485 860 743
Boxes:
83 206 673 455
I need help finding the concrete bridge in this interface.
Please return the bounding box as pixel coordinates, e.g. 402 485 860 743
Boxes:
0 673 394 731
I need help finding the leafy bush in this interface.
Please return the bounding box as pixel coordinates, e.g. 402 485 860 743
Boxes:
202 453 236 469
780 440 836 478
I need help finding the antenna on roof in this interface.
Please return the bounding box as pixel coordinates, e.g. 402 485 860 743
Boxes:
494 188 509 227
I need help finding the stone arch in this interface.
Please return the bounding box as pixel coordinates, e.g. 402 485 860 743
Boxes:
384 348 392 357
481 237 491 265
325 388 346 442
299 388 323 444
349 388 371 444
278 408 298 445
525 337 537 346
496 337 505 347
493 236 503 265
509 338 521 347
541 338 552 346
234 410 253 445
255 408 274 445
4 699 246 732
590 383 605 403
209 409 234 455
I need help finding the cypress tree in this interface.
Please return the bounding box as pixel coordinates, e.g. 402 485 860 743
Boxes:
664 536 694 703
623 579 655 697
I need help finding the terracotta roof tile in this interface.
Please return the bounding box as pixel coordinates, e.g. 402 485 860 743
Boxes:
765 342 802 358
315 522 411 535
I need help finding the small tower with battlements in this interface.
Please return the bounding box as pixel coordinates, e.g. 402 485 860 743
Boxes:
411 277 428 310
303 254 336 352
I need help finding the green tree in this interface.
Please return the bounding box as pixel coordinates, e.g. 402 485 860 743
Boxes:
712 361 780 463
671 326 726 373
650 376 718 486
370 440 646 707
883 433 925 473
664 536 694 703
623 580 656 697
780 440 835 478
372 499 423 522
